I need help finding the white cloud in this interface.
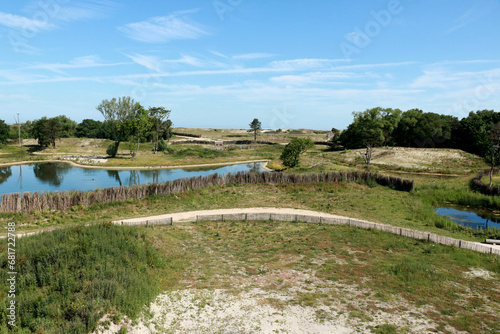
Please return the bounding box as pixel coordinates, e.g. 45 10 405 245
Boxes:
270 71 359 86
0 11 54 31
70 55 102 66
270 59 347 71
410 67 500 91
30 56 124 73
125 53 163 72
163 55 205 67
210 50 229 59
233 53 275 60
118 11 209 43
56 1 115 21
446 0 497 34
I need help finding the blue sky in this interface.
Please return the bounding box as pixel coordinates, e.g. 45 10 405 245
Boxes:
1 0 500 130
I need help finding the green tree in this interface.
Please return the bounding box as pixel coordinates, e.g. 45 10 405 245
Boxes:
488 123 500 186
101 120 119 141
0 120 10 145
339 107 399 164
126 106 151 157
76 119 104 138
339 107 401 150
32 117 60 148
394 109 456 148
163 119 173 141
455 110 500 157
280 138 314 168
97 96 142 157
148 106 171 154
20 121 34 139
249 118 262 143
54 115 77 138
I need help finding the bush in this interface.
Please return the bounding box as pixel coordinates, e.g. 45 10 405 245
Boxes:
106 141 119 157
158 138 168 152
280 138 314 168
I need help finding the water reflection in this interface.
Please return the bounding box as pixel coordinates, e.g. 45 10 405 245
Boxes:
246 162 261 173
0 162 264 197
33 163 72 186
107 170 122 186
0 167 12 185
436 206 500 231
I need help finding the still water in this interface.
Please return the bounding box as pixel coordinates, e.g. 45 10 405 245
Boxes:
0 162 263 197
435 206 500 231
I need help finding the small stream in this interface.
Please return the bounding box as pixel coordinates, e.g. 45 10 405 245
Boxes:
435 206 500 231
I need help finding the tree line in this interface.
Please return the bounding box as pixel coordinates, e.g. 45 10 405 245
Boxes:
0 97 172 157
335 107 500 163
1 104 500 164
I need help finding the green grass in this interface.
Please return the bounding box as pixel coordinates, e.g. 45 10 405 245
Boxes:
1 201 499 332
2 177 498 241
481 174 500 187
165 146 230 159
0 224 188 334
187 220 500 333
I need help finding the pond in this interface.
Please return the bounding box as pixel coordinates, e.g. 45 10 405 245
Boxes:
435 206 500 231
0 162 264 197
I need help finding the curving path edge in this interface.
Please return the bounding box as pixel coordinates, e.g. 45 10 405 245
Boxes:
112 207 500 256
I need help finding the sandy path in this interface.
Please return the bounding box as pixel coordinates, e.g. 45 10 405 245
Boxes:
114 207 500 254
116 207 345 223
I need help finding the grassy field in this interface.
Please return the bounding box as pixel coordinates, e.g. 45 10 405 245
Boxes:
1 132 500 333
1 219 498 333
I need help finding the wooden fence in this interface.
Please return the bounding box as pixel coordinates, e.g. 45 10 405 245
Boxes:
192 213 500 256
0 170 414 213
170 131 202 138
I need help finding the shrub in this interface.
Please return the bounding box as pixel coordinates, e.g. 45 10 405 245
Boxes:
158 138 168 152
280 138 314 167
106 141 119 157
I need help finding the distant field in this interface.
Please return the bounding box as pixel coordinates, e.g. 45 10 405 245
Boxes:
173 127 331 142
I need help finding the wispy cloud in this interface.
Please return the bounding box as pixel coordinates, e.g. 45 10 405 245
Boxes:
270 71 360 86
410 67 500 92
446 1 497 34
31 56 125 72
163 55 205 67
447 8 477 34
55 1 116 22
270 59 349 71
233 53 275 60
0 11 54 31
125 53 163 72
118 10 209 43
210 50 229 59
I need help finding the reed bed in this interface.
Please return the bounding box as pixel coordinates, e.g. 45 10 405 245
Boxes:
0 171 414 213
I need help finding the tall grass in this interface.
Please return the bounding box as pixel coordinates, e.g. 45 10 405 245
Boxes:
0 224 164 334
